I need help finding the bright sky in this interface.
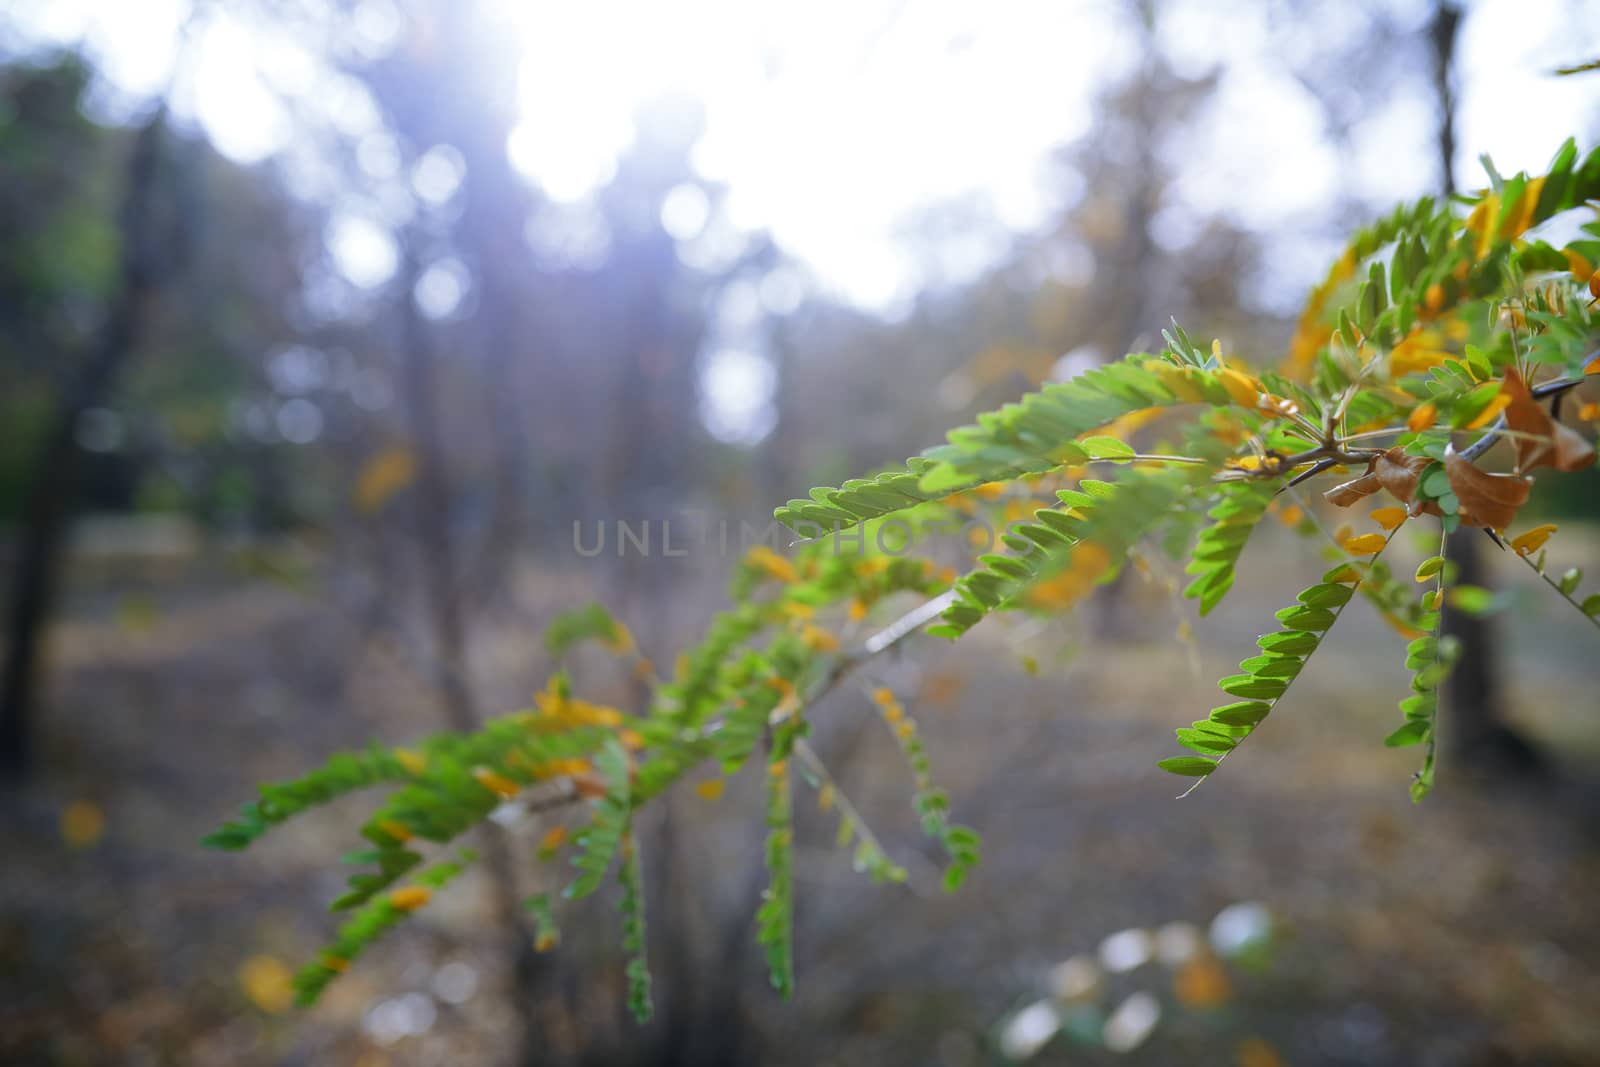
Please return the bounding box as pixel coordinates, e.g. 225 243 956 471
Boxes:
8 0 1598 312
4 0 1598 441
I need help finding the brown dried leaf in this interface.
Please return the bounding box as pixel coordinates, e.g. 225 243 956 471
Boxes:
1550 422 1597 471
1324 447 1438 513
1501 367 1597 473
1444 449 1531 529
1374 447 1430 504
1324 467 1380 507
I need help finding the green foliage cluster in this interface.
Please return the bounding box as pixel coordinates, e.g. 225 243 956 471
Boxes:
209 141 1600 1016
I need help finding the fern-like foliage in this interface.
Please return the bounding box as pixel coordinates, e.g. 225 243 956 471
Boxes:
758 742 796 996
207 139 1600 1021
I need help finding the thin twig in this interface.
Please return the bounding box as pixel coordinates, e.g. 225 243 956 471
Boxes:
1514 549 1600 634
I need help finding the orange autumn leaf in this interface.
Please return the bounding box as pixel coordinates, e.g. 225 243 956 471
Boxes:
1406 402 1437 431
694 778 726 800
1174 957 1233 1008
1444 450 1531 530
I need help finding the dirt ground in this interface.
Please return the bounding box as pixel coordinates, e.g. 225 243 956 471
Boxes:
2 524 1598 1066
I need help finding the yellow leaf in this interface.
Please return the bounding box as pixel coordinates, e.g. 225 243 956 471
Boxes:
1275 504 1304 527
800 623 839 651
1579 402 1600 422
1324 563 1362 584
745 545 798 584
473 767 520 799
394 748 427 776
816 783 836 813
535 931 559 952
239 955 294 1015
1020 655 1039 676
1464 393 1511 430
1422 283 1445 316
871 687 897 707
1369 507 1407 531
1406 402 1436 431
1509 523 1557 555
1218 368 1260 408
390 886 432 912
353 446 416 514
1341 533 1387 555
694 778 725 801
537 826 569 856
60 800 105 849
1149 361 1207 403
376 818 413 843
603 624 636 655
1564 247 1594 284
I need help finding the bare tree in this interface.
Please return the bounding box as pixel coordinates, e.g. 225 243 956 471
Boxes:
1 110 184 778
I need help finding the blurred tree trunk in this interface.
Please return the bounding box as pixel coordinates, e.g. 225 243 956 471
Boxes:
0 112 169 779
1429 2 1543 775
397 252 548 1066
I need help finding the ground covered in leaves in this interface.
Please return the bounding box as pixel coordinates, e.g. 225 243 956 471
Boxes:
2 523 1597 1066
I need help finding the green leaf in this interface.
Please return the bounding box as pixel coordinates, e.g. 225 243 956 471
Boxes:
1209 701 1271 727
1384 721 1430 748
1256 631 1319 656
1217 675 1289 700
1447 585 1496 616
617 834 653 1022
1297 583 1355 609
1157 756 1219 777
1176 727 1235 755
1274 606 1336 631
1080 435 1136 459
